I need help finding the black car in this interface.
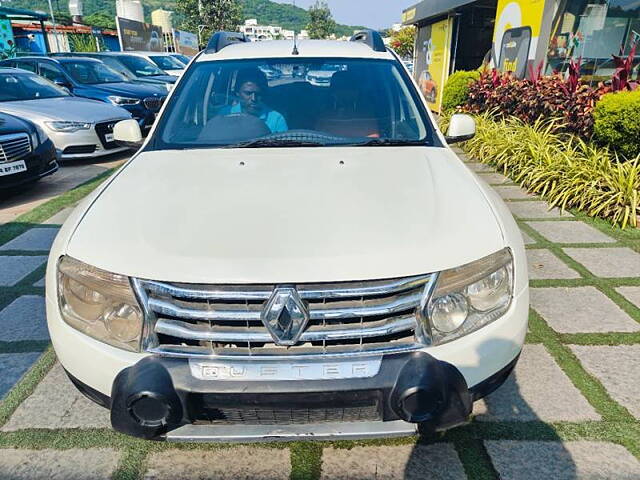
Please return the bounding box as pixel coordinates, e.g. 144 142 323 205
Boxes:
0 57 167 132
0 112 57 192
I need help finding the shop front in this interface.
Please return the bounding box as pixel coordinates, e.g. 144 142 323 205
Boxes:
403 0 640 111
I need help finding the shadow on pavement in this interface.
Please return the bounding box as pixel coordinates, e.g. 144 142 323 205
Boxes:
402 337 577 479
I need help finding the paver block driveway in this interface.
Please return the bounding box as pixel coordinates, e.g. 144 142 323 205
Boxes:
144 447 292 480
485 441 640 480
320 444 467 480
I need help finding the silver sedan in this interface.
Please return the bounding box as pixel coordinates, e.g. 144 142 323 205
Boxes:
0 68 131 160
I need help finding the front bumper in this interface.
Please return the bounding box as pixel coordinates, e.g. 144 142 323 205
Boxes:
0 139 58 191
45 120 130 160
68 351 519 442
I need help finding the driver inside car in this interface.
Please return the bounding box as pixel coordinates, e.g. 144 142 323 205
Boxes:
217 68 288 133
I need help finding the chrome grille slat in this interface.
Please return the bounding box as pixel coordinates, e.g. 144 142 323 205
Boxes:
143 274 430 301
154 316 417 343
147 291 422 322
0 133 31 163
136 274 433 358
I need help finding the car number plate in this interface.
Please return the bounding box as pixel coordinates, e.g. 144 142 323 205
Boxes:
0 160 27 177
189 358 382 381
104 133 115 143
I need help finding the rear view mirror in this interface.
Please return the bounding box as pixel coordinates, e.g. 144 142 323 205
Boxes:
113 119 143 149
445 114 476 144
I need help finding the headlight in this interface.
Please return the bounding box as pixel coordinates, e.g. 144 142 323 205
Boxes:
45 121 92 133
108 95 141 106
30 124 49 147
418 248 513 345
57 256 143 352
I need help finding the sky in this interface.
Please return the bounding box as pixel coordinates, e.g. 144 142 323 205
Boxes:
273 0 418 30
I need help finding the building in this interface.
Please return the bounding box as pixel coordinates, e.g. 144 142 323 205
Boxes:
239 19 297 41
151 9 173 33
402 0 640 112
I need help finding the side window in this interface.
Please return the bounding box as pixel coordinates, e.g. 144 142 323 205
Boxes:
15 61 36 73
104 58 130 77
39 63 66 83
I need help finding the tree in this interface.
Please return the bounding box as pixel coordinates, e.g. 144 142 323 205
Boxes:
389 26 416 59
84 13 117 30
307 1 336 40
175 0 243 47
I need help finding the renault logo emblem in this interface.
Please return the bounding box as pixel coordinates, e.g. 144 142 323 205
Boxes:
261 287 309 346
0 144 6 163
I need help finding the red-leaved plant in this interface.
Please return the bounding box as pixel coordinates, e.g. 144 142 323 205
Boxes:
465 62 609 138
611 43 638 92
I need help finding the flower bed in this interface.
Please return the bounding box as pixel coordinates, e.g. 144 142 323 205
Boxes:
459 114 640 228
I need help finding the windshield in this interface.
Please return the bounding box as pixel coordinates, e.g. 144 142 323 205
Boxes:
61 60 127 84
117 55 165 77
152 58 436 149
0 72 69 102
150 55 185 71
172 54 190 65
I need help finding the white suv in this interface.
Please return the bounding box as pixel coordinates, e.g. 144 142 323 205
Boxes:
46 31 528 442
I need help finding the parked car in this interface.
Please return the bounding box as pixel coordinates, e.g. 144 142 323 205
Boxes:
0 111 57 192
47 31 528 443
0 68 131 160
305 63 344 86
127 52 186 76
170 53 191 65
0 57 167 132
53 52 177 88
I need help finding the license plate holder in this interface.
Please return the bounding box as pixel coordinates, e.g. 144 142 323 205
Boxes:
0 160 27 177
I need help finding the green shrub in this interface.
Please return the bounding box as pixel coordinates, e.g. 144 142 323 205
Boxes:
593 90 640 159
464 114 640 228
442 70 480 112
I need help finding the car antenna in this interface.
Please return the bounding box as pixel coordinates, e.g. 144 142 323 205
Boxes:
291 0 299 55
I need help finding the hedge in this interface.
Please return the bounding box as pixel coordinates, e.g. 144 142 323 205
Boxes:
441 70 480 112
462 113 640 228
593 90 640 160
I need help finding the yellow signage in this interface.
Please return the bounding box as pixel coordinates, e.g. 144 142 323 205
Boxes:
493 0 546 77
417 17 453 113
402 8 416 23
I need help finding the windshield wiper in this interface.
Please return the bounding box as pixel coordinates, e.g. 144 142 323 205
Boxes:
222 139 325 149
355 138 427 147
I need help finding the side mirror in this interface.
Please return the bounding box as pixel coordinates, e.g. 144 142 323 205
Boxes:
445 114 476 144
113 119 143 149
54 79 72 89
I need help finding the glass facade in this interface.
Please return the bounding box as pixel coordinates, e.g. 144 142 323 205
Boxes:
546 0 640 83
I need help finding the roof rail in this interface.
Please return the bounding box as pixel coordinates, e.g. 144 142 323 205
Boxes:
350 29 386 53
205 31 250 54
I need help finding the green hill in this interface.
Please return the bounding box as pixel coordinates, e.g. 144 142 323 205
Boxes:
7 0 363 36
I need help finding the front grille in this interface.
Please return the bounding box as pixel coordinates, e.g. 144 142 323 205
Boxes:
190 393 381 425
0 133 31 163
143 96 166 111
135 274 433 358
194 405 381 425
95 121 119 150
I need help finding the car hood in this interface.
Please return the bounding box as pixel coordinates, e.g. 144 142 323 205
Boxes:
141 74 177 84
0 112 31 134
81 82 167 98
0 96 130 122
66 147 505 284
